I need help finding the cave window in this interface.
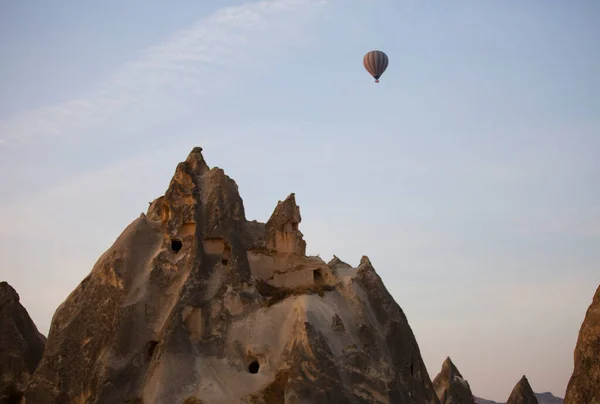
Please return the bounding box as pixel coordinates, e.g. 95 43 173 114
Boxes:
410 360 414 376
171 238 182 253
313 269 324 286
221 257 228 265
248 360 260 374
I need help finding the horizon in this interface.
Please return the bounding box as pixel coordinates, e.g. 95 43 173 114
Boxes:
1 0 599 402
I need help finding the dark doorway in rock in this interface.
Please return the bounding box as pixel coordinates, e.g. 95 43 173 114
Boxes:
171 238 182 253
410 360 414 376
248 360 260 374
313 269 324 286
147 340 158 360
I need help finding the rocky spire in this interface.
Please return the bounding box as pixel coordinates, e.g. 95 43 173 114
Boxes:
185 146 210 176
507 375 539 404
0 281 47 404
565 284 600 404
432 357 476 404
265 193 306 255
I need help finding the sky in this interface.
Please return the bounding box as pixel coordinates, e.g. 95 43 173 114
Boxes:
1 0 599 401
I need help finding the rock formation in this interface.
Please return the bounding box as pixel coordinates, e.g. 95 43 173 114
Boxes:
565 284 600 404
0 281 47 404
432 357 475 404
23 147 440 404
506 376 539 404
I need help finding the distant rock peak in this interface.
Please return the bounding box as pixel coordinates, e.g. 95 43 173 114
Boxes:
433 356 476 404
507 375 539 404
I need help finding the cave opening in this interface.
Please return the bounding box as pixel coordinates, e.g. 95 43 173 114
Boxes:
248 360 260 374
313 269 324 286
171 238 182 253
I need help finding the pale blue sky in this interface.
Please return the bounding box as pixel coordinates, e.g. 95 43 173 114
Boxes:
1 0 599 401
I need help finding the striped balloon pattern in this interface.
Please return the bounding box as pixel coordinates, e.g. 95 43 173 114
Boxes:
363 50 389 83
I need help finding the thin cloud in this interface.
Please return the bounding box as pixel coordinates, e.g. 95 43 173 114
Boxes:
0 0 328 146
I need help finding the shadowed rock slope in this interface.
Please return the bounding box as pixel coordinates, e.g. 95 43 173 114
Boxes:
433 357 475 404
507 376 539 404
565 284 600 404
23 147 440 404
0 282 46 404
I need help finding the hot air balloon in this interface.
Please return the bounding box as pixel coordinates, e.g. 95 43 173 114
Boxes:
363 50 389 83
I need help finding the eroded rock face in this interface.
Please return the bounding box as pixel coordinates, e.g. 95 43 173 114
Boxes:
565 284 600 404
432 357 476 404
507 376 539 404
23 147 440 404
0 282 46 404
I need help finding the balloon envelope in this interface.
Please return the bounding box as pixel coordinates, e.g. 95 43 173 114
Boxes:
363 50 389 83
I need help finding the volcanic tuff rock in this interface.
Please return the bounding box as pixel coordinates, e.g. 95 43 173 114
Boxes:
23 147 440 404
432 357 475 404
506 376 539 404
0 281 47 404
565 284 600 404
